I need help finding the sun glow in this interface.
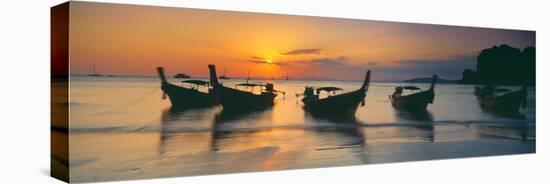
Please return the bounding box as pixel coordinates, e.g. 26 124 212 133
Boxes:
265 59 273 64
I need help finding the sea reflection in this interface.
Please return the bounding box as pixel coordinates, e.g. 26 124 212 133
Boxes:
304 115 369 164
67 76 536 183
484 109 527 120
394 110 433 122
472 122 534 141
158 107 219 155
392 110 435 142
157 105 372 168
210 108 274 151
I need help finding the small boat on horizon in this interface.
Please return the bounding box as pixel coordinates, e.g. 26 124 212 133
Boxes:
157 67 218 109
300 70 371 118
208 64 283 111
219 67 231 80
174 73 191 79
285 72 289 81
88 64 103 77
475 85 527 115
390 75 437 112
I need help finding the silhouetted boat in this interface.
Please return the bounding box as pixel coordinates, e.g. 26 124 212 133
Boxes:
390 75 437 111
219 67 231 80
173 73 191 79
88 64 103 77
475 85 527 114
300 70 371 118
208 64 282 111
157 67 217 109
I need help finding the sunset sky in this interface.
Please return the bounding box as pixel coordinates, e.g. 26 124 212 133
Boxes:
68 2 535 81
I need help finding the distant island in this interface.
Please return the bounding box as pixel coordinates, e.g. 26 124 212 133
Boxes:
174 73 191 79
298 77 338 81
457 44 535 86
404 77 456 84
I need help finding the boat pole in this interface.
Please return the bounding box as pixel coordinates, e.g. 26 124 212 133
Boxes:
360 70 371 106
208 64 220 86
156 67 168 83
361 70 371 90
429 74 438 91
156 67 168 99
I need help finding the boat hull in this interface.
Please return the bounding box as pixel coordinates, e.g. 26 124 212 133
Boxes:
302 70 371 119
392 75 437 112
303 89 366 118
392 90 435 112
477 87 527 114
208 64 277 111
161 82 218 109
215 85 276 111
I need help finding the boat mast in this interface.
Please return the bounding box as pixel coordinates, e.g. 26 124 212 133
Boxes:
246 70 250 84
286 72 289 81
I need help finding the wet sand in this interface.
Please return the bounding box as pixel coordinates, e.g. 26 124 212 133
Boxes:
68 121 534 182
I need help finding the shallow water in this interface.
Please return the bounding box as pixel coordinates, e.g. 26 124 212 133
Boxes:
64 76 535 182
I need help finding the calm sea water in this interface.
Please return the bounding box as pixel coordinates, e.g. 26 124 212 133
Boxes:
65 76 535 182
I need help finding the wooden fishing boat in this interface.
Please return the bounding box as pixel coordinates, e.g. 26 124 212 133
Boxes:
157 67 217 109
208 64 282 111
390 75 437 112
475 85 527 114
301 70 371 118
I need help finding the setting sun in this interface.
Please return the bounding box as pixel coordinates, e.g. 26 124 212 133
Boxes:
265 59 273 64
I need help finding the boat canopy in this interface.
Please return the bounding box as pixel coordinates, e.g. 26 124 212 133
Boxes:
181 80 209 86
316 87 343 92
401 86 421 90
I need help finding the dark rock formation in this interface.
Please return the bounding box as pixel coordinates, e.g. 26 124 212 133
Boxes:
458 44 535 85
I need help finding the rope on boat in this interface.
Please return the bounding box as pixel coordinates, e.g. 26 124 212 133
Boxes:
91 87 160 116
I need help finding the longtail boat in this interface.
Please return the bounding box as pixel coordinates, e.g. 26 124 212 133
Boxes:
475 85 527 114
208 64 282 111
301 70 371 118
156 67 217 109
390 75 437 111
